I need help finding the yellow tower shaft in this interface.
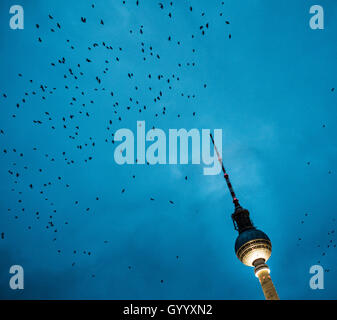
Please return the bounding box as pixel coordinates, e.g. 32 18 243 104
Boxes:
256 269 279 300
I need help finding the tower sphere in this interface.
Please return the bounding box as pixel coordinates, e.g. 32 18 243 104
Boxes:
235 229 272 267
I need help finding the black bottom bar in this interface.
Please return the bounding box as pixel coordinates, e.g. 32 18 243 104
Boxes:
0 300 335 319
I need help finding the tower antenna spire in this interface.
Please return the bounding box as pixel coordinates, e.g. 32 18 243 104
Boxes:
210 133 240 208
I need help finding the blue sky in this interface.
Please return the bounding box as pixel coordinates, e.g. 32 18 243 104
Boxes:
0 0 337 299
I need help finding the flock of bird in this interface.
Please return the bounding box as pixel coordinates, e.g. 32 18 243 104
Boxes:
297 212 336 273
0 1 235 283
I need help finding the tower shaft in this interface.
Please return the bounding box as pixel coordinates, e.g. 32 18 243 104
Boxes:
254 263 279 300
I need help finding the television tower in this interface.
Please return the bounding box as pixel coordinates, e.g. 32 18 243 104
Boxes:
210 134 279 300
